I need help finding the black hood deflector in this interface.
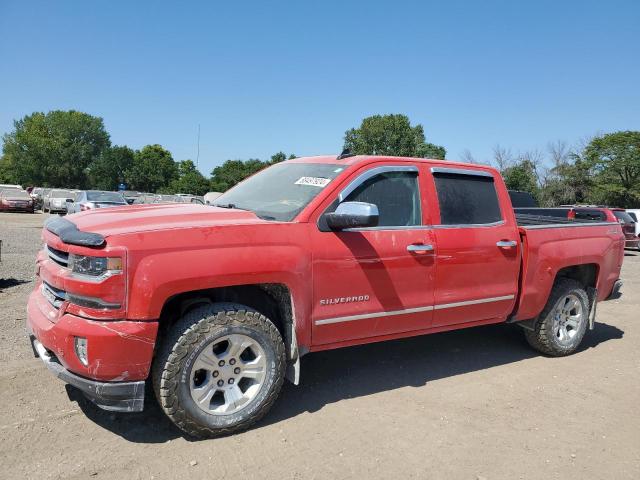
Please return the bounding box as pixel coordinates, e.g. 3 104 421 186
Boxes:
45 216 105 247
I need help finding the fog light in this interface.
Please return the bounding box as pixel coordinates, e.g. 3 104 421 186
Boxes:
74 337 88 366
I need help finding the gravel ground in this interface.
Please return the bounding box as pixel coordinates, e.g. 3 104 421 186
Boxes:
1 212 639 480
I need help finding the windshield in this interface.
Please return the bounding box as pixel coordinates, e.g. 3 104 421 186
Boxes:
214 162 345 221
51 190 74 199
629 212 638 222
87 191 126 203
613 210 635 224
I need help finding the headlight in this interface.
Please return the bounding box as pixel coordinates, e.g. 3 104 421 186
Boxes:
68 254 123 277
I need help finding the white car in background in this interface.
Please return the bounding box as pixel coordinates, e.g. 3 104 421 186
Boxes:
66 190 128 213
43 189 76 214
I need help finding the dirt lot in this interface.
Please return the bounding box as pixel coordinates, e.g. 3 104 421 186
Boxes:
1 212 638 480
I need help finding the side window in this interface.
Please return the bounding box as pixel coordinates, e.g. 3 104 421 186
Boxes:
342 171 421 227
433 172 502 225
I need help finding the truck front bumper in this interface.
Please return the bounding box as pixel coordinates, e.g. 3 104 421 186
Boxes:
31 337 145 412
26 286 158 412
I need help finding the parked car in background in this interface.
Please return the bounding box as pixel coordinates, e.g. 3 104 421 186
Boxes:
0 189 35 213
611 208 638 250
156 194 180 203
131 193 160 204
0 184 23 190
175 193 205 204
66 190 128 213
43 189 76 214
204 191 223 205
30 187 47 210
626 209 640 237
121 191 141 205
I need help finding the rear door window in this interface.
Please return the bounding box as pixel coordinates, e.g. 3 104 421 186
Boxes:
433 171 502 225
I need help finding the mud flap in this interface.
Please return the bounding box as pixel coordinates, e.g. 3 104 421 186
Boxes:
587 287 597 330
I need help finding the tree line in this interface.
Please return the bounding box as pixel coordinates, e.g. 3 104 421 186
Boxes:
462 132 640 208
2 110 638 207
0 111 445 196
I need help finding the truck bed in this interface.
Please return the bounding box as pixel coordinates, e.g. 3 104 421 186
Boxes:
513 220 624 321
515 213 603 227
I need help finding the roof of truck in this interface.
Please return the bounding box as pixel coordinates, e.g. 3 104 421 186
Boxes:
287 155 494 171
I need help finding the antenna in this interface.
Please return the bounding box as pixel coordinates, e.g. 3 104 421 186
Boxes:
337 148 356 160
196 124 201 168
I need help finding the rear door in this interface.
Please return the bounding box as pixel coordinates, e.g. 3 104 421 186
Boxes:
428 167 520 327
310 164 436 345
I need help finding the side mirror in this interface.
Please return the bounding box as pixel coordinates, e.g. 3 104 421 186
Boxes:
325 201 379 230
65 198 73 203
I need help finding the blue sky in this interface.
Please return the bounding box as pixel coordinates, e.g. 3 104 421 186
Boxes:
1 0 638 174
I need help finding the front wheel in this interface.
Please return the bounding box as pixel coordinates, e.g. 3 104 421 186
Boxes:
525 278 589 356
152 303 285 438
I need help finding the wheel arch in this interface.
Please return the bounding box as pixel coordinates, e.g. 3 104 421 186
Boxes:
555 263 599 289
156 283 302 384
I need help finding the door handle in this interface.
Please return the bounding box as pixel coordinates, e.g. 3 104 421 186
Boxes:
407 244 434 253
496 240 517 248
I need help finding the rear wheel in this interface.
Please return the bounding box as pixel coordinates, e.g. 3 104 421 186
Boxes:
153 303 285 438
525 278 589 356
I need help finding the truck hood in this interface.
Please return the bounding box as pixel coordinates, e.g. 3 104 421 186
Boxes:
67 203 266 238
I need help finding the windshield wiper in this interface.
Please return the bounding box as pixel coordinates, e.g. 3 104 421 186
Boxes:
213 203 251 212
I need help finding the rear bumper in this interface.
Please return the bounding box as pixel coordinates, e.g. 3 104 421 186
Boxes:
624 238 639 249
0 206 34 212
30 337 145 412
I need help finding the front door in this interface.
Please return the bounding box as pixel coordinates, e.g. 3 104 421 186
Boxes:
310 165 437 346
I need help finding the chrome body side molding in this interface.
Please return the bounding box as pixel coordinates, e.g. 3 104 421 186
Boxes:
315 294 515 326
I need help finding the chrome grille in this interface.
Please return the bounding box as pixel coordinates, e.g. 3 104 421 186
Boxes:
41 281 66 309
45 245 69 267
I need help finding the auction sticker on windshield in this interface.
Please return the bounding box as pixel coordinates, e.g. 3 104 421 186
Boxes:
295 177 331 187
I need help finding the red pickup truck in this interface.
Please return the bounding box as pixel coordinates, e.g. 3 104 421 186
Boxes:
27 155 625 437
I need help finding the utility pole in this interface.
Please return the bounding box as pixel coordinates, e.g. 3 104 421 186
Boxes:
196 124 201 169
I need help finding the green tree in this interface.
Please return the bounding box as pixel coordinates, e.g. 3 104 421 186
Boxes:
0 154 14 183
584 131 640 207
209 152 296 192
269 151 297 164
163 160 210 195
125 144 178 192
210 158 267 192
87 145 135 191
343 114 446 159
502 160 539 197
1 110 110 188
541 155 593 206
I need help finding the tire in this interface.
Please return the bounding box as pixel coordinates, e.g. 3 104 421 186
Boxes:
152 303 286 438
525 278 589 356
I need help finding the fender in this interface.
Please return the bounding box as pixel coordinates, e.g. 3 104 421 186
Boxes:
513 225 621 321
